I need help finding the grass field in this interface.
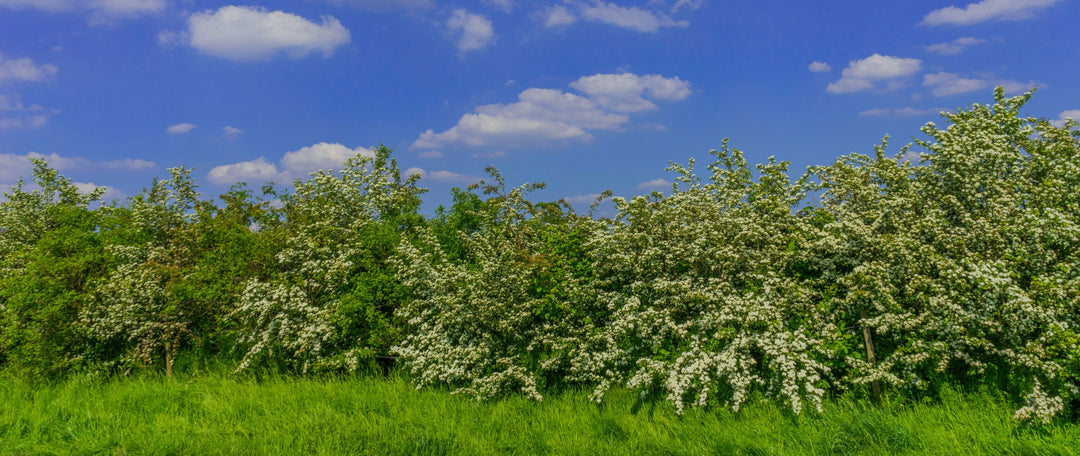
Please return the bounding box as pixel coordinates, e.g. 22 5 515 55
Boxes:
1 372 1077 455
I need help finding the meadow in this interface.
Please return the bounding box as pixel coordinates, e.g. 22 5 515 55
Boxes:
2 372 1078 456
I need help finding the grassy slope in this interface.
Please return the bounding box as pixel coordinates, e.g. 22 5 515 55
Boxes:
1 373 1077 456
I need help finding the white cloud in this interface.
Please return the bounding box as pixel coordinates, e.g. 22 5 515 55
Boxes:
0 0 165 22
207 142 374 185
73 182 125 200
321 0 433 11
483 0 513 13
638 122 668 131
471 150 506 159
223 126 243 137
570 73 692 112
166 122 196 134
579 2 688 33
544 4 576 27
922 72 1038 97
281 142 372 173
418 150 443 158
922 72 988 96
176 6 351 62
563 193 604 204
826 54 922 94
413 73 690 151
413 88 628 149
0 115 48 130
858 107 945 117
924 37 986 55
88 0 166 23
0 0 73 12
671 0 704 13
157 30 188 47
207 157 279 185
0 54 58 84
0 94 43 111
403 167 479 184
0 94 57 130
808 61 832 72
637 178 672 190
0 152 154 182
99 158 156 170
921 0 1061 26
1050 110 1080 128
447 9 495 53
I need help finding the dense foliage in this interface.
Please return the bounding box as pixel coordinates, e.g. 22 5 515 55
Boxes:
1 89 1077 423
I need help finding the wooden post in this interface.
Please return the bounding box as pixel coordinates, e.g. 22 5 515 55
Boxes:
860 307 882 401
164 340 174 378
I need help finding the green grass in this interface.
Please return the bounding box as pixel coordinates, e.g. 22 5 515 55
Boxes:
1 372 1076 455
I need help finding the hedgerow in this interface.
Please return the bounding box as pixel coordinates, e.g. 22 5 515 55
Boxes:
0 89 1076 423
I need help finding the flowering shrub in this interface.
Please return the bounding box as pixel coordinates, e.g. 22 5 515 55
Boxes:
231 146 425 373
582 144 829 414
811 88 1080 422
393 170 601 400
80 167 201 376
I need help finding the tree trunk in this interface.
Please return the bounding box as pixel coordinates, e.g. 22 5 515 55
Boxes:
860 307 882 401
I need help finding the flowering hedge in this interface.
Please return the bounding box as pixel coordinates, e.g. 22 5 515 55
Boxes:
0 89 1076 423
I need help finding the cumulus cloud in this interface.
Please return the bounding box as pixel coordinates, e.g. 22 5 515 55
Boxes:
206 157 278 185
418 150 443 158
447 9 495 53
206 142 374 185
671 0 704 13
563 193 604 204
638 122 668 131
921 0 1061 26
0 94 41 111
808 61 832 72
0 115 48 130
858 107 945 117
922 72 1038 97
570 73 692 112
73 182 125 200
579 2 688 33
223 126 243 137
321 0 433 11
483 0 514 13
0 0 72 12
413 88 628 149
0 152 154 182
0 94 57 129
544 5 576 27
166 122 196 134
169 6 351 62
413 73 690 151
1050 110 1080 128
826 54 922 94
0 0 165 22
402 167 478 184
637 178 672 190
924 37 986 55
0 54 58 83
471 150 506 159
922 72 988 96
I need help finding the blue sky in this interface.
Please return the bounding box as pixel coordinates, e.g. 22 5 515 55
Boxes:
2 0 1078 211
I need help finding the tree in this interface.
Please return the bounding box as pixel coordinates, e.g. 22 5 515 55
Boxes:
0 159 105 378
